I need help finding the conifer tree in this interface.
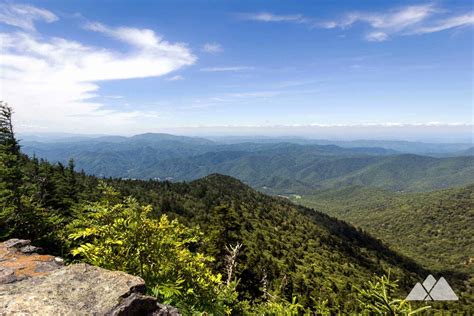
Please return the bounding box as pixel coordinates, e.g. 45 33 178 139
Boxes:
0 102 23 238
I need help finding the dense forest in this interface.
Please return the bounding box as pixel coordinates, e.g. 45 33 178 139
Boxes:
1 103 470 314
294 185 474 274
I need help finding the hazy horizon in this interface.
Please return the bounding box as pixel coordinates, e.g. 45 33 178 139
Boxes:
18 123 474 144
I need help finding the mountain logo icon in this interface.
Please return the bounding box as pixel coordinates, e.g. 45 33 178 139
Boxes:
406 275 458 301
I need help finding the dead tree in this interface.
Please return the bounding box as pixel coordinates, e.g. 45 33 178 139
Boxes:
224 242 242 286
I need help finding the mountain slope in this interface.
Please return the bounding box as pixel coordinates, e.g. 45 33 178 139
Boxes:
294 184 474 274
323 154 474 191
107 174 429 309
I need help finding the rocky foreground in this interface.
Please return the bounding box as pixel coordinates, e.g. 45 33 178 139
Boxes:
0 239 180 315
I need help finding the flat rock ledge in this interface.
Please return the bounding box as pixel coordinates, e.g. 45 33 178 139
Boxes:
0 239 180 315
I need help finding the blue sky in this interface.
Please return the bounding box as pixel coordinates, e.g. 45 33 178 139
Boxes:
0 0 472 140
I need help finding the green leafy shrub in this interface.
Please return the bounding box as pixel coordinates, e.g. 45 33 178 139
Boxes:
356 274 431 315
68 184 236 314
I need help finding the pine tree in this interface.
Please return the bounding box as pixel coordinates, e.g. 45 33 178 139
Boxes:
0 102 23 238
0 102 55 243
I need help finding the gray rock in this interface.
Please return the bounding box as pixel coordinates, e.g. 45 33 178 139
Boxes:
0 239 181 315
1 263 151 314
19 245 43 254
108 292 158 315
0 267 17 284
0 238 63 284
3 239 31 249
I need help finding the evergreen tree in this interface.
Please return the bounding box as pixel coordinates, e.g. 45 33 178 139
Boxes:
0 102 23 238
0 102 58 244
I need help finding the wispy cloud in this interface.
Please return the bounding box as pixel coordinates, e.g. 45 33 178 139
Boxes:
0 5 196 133
202 42 223 54
243 4 473 41
240 12 310 24
165 75 184 81
322 4 473 41
328 4 437 30
84 22 196 73
410 13 474 34
0 3 57 31
366 31 389 42
200 66 254 72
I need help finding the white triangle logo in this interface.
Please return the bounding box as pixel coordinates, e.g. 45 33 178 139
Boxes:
406 275 458 301
429 277 459 301
406 282 429 301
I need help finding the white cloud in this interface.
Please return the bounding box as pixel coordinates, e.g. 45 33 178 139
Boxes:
0 3 57 31
244 5 473 42
325 4 473 41
337 4 437 30
242 12 309 24
366 31 389 42
240 6 437 31
200 66 253 72
0 6 196 134
202 42 223 54
411 13 474 34
165 75 184 81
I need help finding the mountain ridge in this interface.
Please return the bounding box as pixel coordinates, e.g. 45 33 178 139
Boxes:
21 136 474 194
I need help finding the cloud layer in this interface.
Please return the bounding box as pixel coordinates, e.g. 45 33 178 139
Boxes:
0 4 196 133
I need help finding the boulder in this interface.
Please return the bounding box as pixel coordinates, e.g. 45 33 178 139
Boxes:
0 239 180 315
0 238 63 284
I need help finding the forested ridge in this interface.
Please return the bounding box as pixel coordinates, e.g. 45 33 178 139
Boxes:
22 133 474 195
1 103 470 314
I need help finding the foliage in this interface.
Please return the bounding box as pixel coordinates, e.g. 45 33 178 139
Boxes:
248 296 307 315
68 184 236 314
356 274 431 315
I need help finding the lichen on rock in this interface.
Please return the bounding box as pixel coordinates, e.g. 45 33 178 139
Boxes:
0 239 180 315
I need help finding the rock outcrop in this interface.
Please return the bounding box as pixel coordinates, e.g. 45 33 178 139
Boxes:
0 239 180 315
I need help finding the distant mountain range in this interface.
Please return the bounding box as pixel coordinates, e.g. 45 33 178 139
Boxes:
209 136 473 156
20 132 473 155
21 133 474 194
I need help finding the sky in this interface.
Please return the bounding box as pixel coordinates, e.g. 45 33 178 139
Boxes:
0 0 473 141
